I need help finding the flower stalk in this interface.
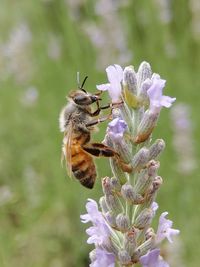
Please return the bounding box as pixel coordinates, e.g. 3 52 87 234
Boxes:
81 62 179 267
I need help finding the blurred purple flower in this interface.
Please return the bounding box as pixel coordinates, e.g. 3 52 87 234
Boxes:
156 212 180 243
140 249 169 267
96 64 123 102
90 248 115 267
107 118 127 142
147 74 176 113
81 199 110 246
151 201 159 216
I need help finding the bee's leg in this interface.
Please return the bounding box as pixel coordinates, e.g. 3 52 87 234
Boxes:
86 115 112 127
89 100 124 117
82 143 132 173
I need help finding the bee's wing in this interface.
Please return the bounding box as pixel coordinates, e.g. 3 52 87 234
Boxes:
62 121 73 178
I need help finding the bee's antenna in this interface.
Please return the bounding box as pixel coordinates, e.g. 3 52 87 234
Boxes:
77 72 88 93
77 71 80 87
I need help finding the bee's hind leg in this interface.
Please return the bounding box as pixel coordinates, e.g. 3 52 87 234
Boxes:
82 143 132 173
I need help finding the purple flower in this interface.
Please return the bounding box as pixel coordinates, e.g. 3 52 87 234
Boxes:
151 201 159 216
80 199 110 246
156 212 180 243
140 249 169 267
96 64 123 102
107 117 127 142
147 74 176 113
90 248 115 267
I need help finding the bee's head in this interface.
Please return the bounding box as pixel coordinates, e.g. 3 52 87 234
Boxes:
69 90 101 106
68 75 101 106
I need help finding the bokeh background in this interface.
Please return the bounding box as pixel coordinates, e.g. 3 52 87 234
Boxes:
0 1 200 266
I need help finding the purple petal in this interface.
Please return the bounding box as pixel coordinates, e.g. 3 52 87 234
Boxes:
156 212 180 243
107 118 127 142
96 83 111 91
140 249 169 267
160 95 176 108
106 64 123 85
151 202 159 216
147 73 176 112
96 64 123 102
90 248 115 267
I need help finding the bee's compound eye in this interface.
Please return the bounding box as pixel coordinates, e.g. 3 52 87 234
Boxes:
73 94 91 105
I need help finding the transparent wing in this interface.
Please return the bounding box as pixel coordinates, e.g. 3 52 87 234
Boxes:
62 121 73 178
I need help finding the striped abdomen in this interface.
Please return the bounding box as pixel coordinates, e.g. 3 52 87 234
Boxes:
70 133 96 189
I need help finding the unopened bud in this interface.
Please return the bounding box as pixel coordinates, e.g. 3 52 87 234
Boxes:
152 176 163 191
123 66 137 95
145 176 163 205
102 176 112 195
131 147 149 170
134 160 159 195
121 183 144 204
110 177 121 192
135 233 156 258
147 160 160 176
149 139 165 160
116 213 130 232
105 211 117 227
105 194 122 213
118 250 132 265
138 78 152 105
124 229 137 256
110 158 128 185
134 208 154 229
134 110 159 144
99 196 109 214
137 61 152 90
145 227 155 240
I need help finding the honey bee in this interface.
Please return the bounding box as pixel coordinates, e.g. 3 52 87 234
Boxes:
59 77 132 189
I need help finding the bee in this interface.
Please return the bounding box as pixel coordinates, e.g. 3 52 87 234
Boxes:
59 76 132 189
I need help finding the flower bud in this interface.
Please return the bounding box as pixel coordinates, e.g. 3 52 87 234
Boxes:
145 227 155 240
134 208 154 229
149 139 165 160
105 211 117 227
135 233 156 258
110 177 121 192
116 213 130 232
99 196 109 214
131 147 149 170
123 65 138 95
145 176 163 205
134 160 159 195
121 183 144 204
118 250 132 265
134 110 159 144
137 61 152 91
102 176 112 195
110 158 128 185
105 194 122 213
123 66 139 108
124 229 137 256
138 78 152 105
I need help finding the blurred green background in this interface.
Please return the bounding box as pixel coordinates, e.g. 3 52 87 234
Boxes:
0 1 200 266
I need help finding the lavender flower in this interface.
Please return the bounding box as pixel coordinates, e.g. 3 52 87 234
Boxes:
140 249 169 267
107 118 128 142
81 61 179 267
80 199 111 246
96 64 123 102
147 74 176 114
156 212 180 244
90 248 115 267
